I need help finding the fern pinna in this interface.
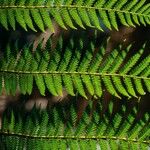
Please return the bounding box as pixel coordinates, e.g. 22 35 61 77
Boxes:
0 0 150 31
0 98 149 149
0 38 150 99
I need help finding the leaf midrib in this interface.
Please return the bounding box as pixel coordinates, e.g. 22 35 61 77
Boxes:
0 131 150 144
0 70 149 80
0 5 149 18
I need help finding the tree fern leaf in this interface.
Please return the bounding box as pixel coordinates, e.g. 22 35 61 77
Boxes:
26 74 33 95
68 51 81 71
26 0 35 6
31 9 45 32
91 76 102 98
0 0 8 5
68 140 79 150
131 141 140 150
99 139 109 150
0 10 8 30
17 0 25 6
142 66 150 92
63 75 75 96
108 11 118 30
9 74 17 95
123 77 137 98
15 9 27 31
0 0 149 31
102 76 121 99
119 49 143 74
144 17 150 25
8 9 16 30
78 50 92 72
81 75 95 96
8 111 15 131
40 9 54 32
59 140 67 150
144 6 150 14
64 0 74 5
1 99 150 149
78 8 93 28
140 143 149 150
23 9 36 32
0 39 150 99
95 0 105 7
38 52 49 72
72 74 87 99
84 0 94 6
44 75 58 96
139 3 150 14
139 15 147 26
119 141 129 150
103 0 118 8
50 8 67 30
4 74 12 95
19 75 27 95
98 10 112 30
74 0 83 5
144 78 150 93
131 0 146 13
117 12 129 26
88 9 103 31
109 139 119 150
115 116 131 137
111 114 122 135
132 14 140 26
34 74 45 96
53 74 63 96
89 52 103 73
109 49 127 73
128 123 143 140
138 123 150 141
61 8 77 29
59 50 75 96
99 49 118 73
134 78 145 95
112 77 130 98
89 139 97 149
125 13 135 27
51 0 60 5
78 140 88 150
132 53 148 73
123 0 137 11
69 8 85 29
114 0 127 9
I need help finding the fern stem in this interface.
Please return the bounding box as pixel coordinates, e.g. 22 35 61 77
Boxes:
0 131 149 144
0 70 149 80
0 5 149 18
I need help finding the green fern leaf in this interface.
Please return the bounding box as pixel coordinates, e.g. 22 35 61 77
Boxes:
0 0 150 31
1 99 149 150
0 38 150 99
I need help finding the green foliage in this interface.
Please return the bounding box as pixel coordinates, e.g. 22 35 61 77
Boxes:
0 38 150 99
0 0 150 31
0 98 149 149
0 0 149 149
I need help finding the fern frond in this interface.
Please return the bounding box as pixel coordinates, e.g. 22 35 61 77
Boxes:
0 39 150 99
0 99 149 149
0 0 150 31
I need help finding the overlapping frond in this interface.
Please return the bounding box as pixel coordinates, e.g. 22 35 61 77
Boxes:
0 99 149 149
0 38 150 99
0 0 150 31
